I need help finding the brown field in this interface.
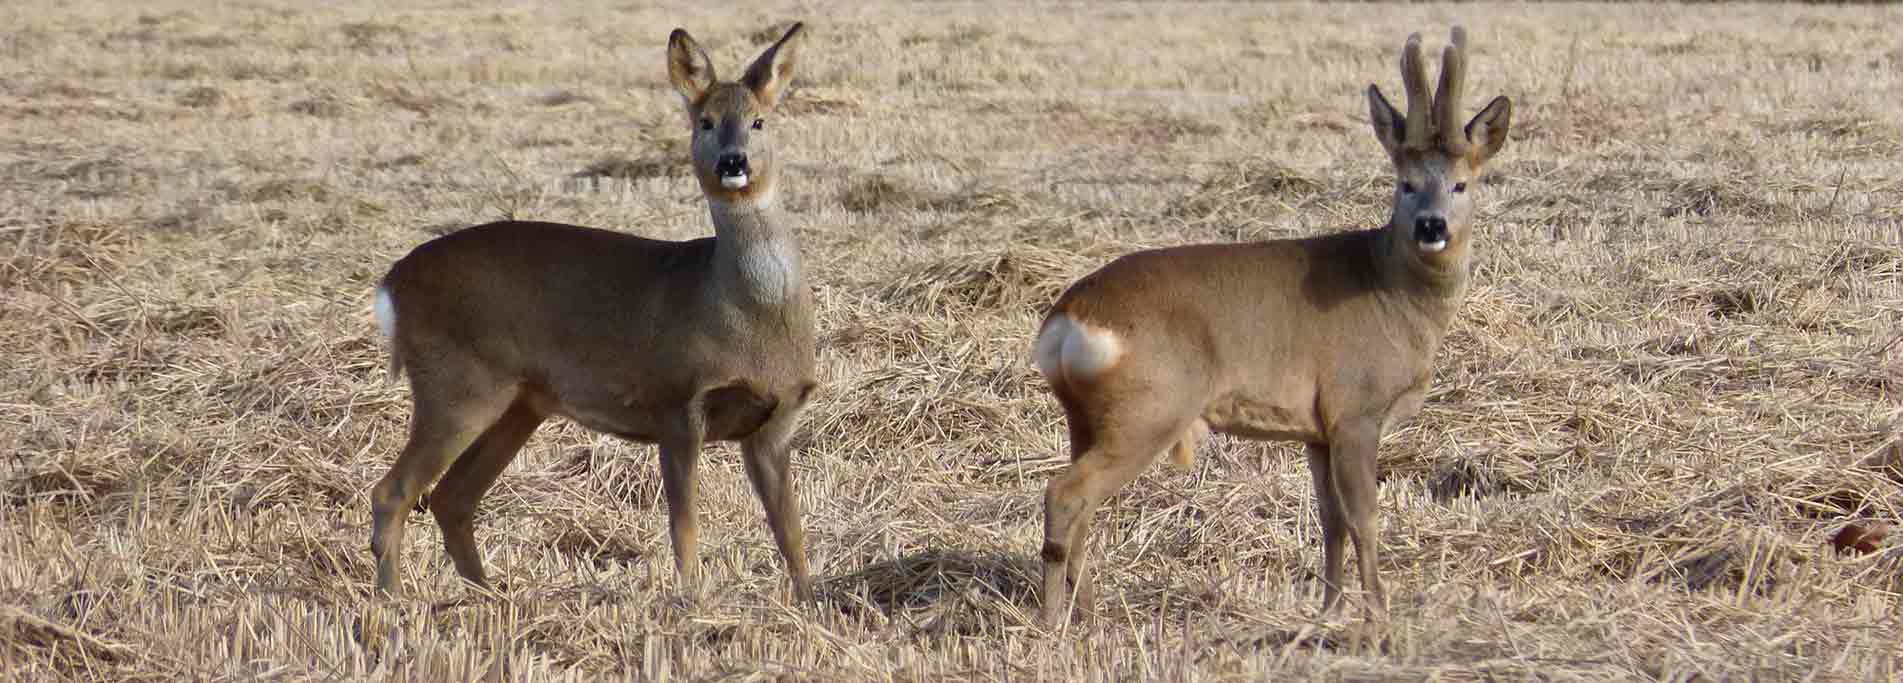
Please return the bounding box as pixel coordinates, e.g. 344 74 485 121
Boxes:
3 1 1901 680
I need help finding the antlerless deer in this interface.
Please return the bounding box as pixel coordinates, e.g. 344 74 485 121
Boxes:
367 24 818 600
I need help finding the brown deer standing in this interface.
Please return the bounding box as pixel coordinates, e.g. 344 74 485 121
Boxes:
1031 27 1511 625
367 23 817 600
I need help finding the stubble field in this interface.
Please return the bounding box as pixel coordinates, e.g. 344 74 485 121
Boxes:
3 1 1901 680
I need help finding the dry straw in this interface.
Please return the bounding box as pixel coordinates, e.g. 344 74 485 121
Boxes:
2 0 1899 680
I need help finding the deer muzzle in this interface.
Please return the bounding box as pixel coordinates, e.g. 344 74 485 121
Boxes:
716 152 750 189
1413 216 1449 252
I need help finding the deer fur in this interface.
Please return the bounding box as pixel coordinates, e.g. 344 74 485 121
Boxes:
1032 26 1511 625
367 23 817 600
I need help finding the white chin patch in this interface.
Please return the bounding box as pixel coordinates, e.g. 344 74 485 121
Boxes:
1419 239 1448 253
719 173 749 189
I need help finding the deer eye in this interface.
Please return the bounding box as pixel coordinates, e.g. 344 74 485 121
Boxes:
1399 182 1417 195
1452 182 1468 193
699 118 713 131
751 118 764 130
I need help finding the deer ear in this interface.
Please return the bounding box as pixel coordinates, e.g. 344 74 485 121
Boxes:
1367 84 1405 160
667 28 716 105
742 22 804 109
1464 95 1512 165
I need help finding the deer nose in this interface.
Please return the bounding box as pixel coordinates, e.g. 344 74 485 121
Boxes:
715 153 749 178
1413 216 1449 244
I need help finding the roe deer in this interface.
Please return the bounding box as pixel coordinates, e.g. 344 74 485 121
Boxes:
368 23 818 600
1032 27 1510 625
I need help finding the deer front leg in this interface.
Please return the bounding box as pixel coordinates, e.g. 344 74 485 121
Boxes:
1304 443 1350 615
657 414 707 594
739 402 813 602
1327 419 1389 621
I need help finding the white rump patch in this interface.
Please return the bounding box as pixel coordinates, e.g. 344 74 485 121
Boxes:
720 173 750 189
1032 316 1070 379
1034 313 1123 382
373 286 397 343
1419 239 1447 253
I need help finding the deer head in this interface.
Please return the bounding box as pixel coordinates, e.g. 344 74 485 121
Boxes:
1367 27 1512 263
668 23 804 205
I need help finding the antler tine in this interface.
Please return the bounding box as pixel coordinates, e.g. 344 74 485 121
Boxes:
1400 33 1431 148
1435 26 1469 152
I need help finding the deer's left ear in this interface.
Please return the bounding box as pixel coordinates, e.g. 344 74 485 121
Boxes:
1465 95 1511 166
743 22 804 109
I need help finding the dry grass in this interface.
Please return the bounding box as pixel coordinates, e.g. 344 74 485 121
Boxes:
2 1 1901 680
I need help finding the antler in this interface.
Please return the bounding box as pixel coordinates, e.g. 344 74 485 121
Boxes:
1398 27 1471 152
1400 33 1432 148
1434 27 1469 153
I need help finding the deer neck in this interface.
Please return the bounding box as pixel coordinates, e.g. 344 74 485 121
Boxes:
708 197 803 307
1376 224 1469 323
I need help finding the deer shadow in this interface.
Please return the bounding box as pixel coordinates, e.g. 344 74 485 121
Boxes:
817 548 1041 624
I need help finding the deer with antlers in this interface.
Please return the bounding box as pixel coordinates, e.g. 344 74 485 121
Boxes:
1032 27 1511 624
367 24 817 600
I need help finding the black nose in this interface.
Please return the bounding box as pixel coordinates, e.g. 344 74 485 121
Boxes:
1413 216 1448 243
715 153 749 177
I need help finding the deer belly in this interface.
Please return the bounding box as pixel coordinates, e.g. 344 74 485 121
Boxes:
558 404 664 443
551 385 778 443
1203 393 1317 442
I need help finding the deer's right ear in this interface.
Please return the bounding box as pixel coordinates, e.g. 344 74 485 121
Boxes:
1367 84 1405 160
668 29 716 105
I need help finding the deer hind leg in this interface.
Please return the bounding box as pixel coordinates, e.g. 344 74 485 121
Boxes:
1040 408 1189 626
1304 443 1350 614
1328 422 1389 620
1168 418 1209 469
739 399 812 601
428 395 546 590
371 362 517 595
